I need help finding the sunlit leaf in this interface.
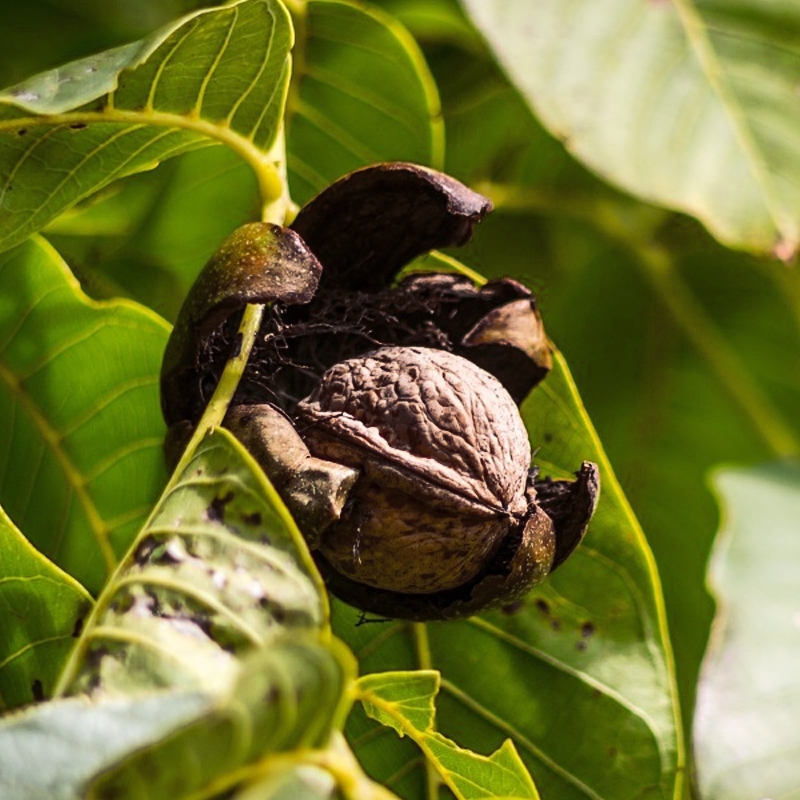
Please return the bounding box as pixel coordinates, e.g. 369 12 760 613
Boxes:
694 460 800 800
287 0 443 205
88 637 355 800
337 352 683 800
0 0 292 252
461 0 800 255
59 428 328 697
1 428 354 800
0 237 169 594
0 504 92 711
358 670 540 800
232 763 339 800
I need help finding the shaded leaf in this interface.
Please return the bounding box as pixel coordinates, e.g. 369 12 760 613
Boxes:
287 0 443 205
337 352 683 800
0 503 92 711
59 428 328 696
48 146 261 322
358 670 540 800
694 460 800 800
451 170 798 755
0 237 169 594
0 0 292 252
0 690 211 800
461 0 800 255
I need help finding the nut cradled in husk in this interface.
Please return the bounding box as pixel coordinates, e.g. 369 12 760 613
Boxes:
160 162 599 621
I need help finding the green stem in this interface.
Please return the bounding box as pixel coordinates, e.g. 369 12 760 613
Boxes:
479 182 800 458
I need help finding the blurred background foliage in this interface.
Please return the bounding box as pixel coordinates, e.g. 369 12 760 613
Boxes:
2 0 799 792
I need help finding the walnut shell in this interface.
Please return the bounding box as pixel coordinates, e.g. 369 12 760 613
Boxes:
160 162 600 620
296 347 534 594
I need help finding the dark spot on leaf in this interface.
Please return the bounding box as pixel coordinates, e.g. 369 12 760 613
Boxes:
501 599 524 615
242 511 262 526
111 592 134 614
189 612 213 639
576 640 587 652
535 598 550 615
207 490 235 522
259 533 272 545
145 590 163 617
551 618 561 631
69 122 87 130
581 621 595 638
17 129 27 136
264 686 281 704
608 747 618 759
543 432 553 443
259 598 286 625
134 537 157 565
72 616 84 637
31 679 44 702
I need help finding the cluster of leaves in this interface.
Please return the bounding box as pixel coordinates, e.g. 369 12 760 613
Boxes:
1 0 798 798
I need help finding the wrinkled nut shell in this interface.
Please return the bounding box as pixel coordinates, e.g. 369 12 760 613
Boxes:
320 480 510 594
296 346 534 595
297 347 531 515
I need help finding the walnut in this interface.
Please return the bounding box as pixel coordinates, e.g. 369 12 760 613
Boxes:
161 162 599 620
296 347 531 594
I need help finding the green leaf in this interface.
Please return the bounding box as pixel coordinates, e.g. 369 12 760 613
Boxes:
0 237 170 594
0 503 92 711
0 642 354 800
287 0 443 205
88 637 355 800
358 671 540 800
48 146 262 322
449 153 800 755
58 428 328 696
3 427 355 800
694 460 800 800
461 0 800 255
0 0 292 252
0 690 212 800
337 353 683 800
232 764 339 800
